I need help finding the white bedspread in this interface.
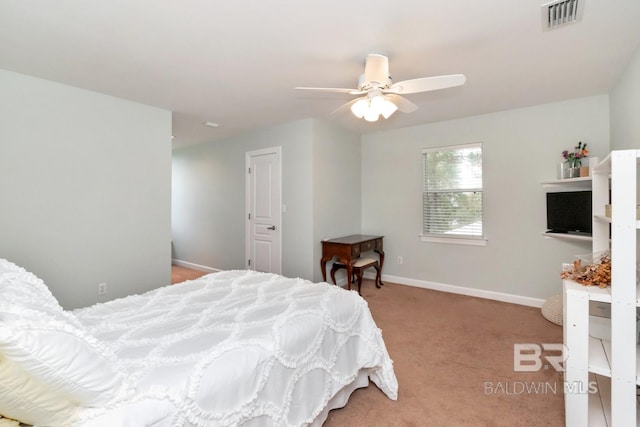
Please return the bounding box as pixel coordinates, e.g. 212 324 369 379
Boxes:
72 270 397 426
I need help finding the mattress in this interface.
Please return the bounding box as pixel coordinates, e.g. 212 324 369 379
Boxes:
71 270 398 426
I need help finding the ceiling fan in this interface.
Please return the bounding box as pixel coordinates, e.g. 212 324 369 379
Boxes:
295 54 466 122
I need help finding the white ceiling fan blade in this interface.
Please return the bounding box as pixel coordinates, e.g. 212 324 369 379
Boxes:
364 54 389 85
386 94 418 113
387 74 466 94
295 86 364 95
330 98 361 117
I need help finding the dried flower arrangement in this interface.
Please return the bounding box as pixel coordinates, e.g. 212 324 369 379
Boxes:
561 253 611 288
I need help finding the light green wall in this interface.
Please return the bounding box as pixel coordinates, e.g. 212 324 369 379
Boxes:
361 95 610 300
173 96 614 301
172 119 361 283
0 70 172 309
172 119 315 279
610 44 640 150
311 120 361 282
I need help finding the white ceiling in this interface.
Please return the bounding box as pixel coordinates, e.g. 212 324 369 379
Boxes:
1 1 639 149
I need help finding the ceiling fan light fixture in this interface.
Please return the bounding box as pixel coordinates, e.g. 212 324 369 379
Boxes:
351 98 369 118
369 94 383 111
364 109 380 122
380 97 398 119
350 95 398 121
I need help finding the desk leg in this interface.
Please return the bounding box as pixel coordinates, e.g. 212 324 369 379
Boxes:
346 262 353 291
373 263 382 289
375 249 385 287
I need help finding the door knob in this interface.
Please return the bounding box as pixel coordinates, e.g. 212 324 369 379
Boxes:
267 225 276 230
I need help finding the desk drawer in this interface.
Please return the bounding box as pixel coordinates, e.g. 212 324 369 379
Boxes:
375 238 383 250
351 244 361 256
361 240 374 252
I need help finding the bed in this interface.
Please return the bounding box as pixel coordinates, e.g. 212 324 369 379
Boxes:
0 259 398 426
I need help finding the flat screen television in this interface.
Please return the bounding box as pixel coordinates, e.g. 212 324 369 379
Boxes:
546 190 592 235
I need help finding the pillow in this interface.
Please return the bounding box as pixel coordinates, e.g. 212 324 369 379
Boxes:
0 416 21 427
0 260 132 424
0 354 77 425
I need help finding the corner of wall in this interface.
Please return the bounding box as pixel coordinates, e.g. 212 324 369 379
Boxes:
610 44 640 150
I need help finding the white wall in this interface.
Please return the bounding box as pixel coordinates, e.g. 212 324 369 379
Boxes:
172 119 315 279
311 120 361 282
610 44 640 150
361 95 610 302
0 70 172 309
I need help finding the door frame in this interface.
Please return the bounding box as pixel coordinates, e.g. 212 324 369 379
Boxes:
245 146 282 273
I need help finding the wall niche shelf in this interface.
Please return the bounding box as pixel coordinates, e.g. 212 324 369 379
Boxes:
541 175 594 242
541 231 593 242
541 176 592 189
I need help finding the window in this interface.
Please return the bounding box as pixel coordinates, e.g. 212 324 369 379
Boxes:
421 143 485 246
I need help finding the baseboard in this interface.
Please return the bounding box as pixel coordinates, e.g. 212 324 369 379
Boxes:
172 261 543 308
363 272 544 308
171 259 221 273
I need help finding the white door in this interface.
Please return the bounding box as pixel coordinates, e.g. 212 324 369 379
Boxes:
246 147 281 274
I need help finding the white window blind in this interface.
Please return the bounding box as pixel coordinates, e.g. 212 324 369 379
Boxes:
422 143 483 239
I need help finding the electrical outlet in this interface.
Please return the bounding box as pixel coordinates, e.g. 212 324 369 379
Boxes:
98 283 107 295
397 256 403 265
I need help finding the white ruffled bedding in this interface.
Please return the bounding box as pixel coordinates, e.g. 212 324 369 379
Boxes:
71 270 398 426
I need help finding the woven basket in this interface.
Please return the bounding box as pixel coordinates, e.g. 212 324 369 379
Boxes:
541 294 563 326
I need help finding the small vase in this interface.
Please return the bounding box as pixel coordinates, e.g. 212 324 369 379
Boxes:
558 162 568 179
567 167 581 178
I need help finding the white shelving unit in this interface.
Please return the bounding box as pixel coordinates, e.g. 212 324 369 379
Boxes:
563 150 640 426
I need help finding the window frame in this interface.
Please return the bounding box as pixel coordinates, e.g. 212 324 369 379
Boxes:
420 142 487 246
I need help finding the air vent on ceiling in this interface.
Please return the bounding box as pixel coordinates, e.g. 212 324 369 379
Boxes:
542 0 584 31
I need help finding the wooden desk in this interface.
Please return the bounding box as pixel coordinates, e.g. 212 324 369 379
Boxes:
321 235 384 290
